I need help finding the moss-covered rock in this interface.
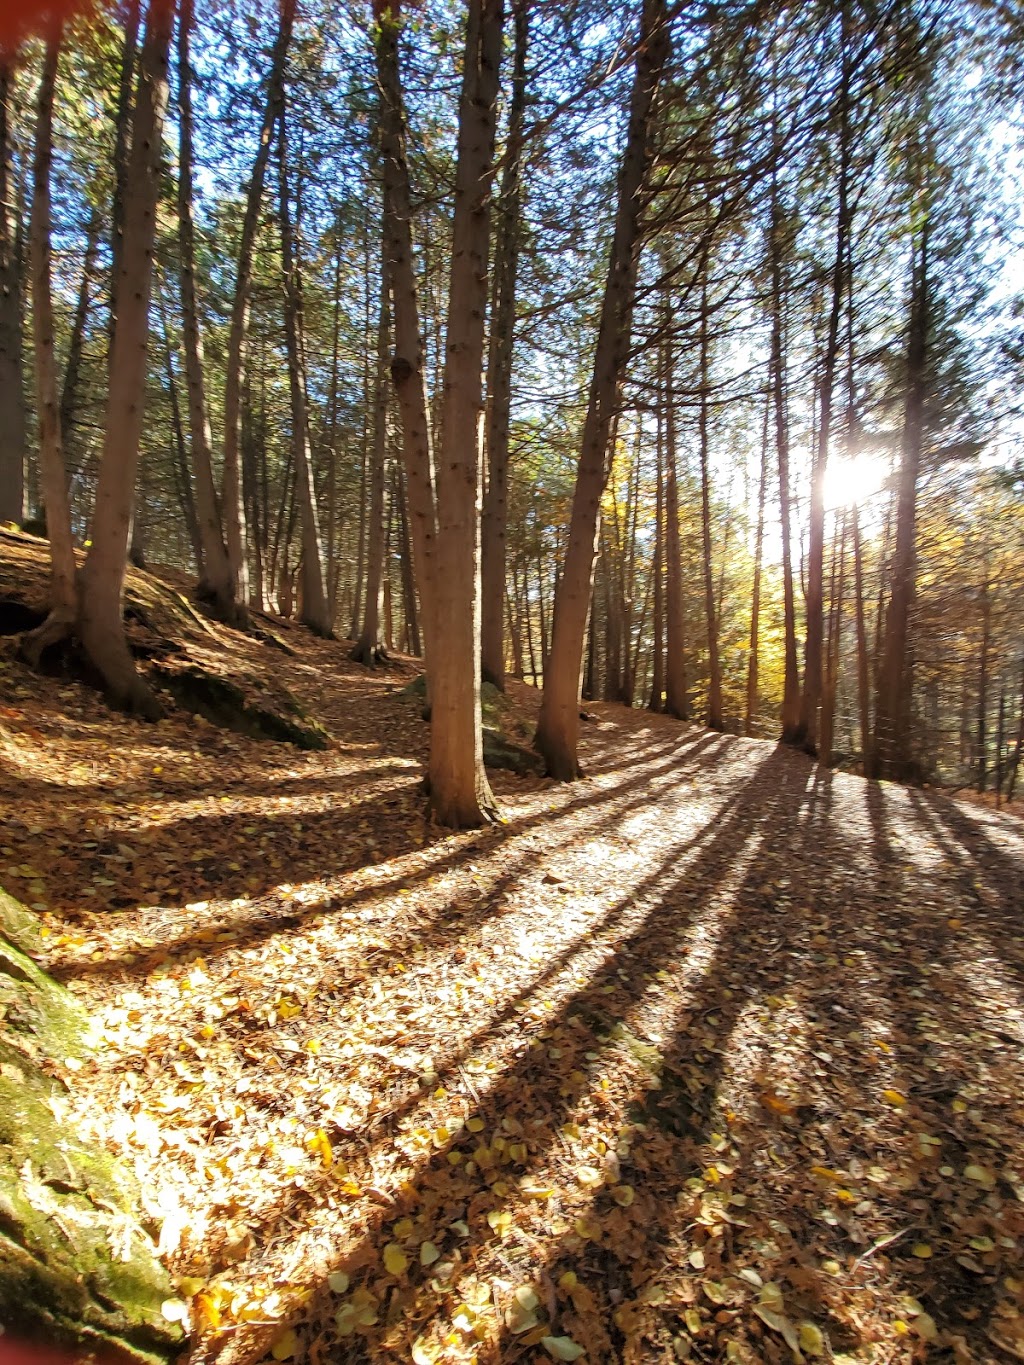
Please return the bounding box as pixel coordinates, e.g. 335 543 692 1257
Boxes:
400 675 542 775
153 662 330 750
0 889 182 1362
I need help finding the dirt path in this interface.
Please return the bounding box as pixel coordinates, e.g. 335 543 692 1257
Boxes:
1 609 1023 1364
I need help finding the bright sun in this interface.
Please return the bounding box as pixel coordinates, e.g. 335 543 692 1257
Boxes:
823 450 890 509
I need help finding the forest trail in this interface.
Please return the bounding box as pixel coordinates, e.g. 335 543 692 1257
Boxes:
1 565 1023 1363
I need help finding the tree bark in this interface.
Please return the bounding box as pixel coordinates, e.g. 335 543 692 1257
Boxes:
59 206 101 478
480 0 528 690
535 0 670 779
648 400 665 711
177 0 238 619
352 259 391 664
0 58 26 524
697 265 722 730
223 0 293 616
22 27 76 664
277 108 330 636
871 219 929 781
745 393 769 735
663 335 689 721
77 0 174 716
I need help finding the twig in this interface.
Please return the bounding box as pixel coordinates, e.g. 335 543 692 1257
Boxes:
852 1226 912 1268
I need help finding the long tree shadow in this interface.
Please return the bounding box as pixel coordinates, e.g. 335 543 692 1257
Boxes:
222 750 1024 1363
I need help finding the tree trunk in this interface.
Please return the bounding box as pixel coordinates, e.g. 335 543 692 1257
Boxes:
223 0 293 615
663 335 689 721
278 108 330 637
697 266 722 731
745 392 769 735
177 0 238 619
820 513 847 766
22 28 77 663
535 0 670 778
851 501 872 770
976 582 990 794
352 260 391 664
59 206 101 479
0 58 26 524
161 306 202 571
377 0 502 824
426 0 503 824
481 0 527 690
871 220 928 781
648 400 665 711
109 0 140 329
1005 663 1024 804
77 0 174 716
769 171 800 743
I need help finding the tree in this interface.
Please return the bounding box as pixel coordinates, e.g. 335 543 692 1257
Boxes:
75 0 175 714
0 55 26 524
376 0 503 825
535 0 671 780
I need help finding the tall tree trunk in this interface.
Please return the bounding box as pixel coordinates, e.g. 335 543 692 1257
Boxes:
0 58 25 524
995 687 1005 807
663 335 689 721
1005 663 1024 804
976 580 990 794
177 0 238 619
649 401 665 711
820 513 847 765
77 0 174 716
377 0 502 824
851 501 872 769
535 0 670 778
161 306 202 570
278 109 330 636
223 0 293 615
872 220 929 780
769 171 800 742
109 0 141 329
746 393 769 735
22 28 76 663
352 260 391 664
797 51 852 754
697 266 723 730
481 0 527 690
59 206 101 478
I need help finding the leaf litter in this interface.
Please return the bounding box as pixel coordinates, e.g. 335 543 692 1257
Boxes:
1 613 1024 1363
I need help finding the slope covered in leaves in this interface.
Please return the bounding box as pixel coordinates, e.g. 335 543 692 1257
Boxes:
1 571 1023 1364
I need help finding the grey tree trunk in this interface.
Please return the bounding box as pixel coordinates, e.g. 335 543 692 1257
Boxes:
535 0 670 779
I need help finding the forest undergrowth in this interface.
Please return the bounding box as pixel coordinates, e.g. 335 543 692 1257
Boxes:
1 549 1023 1365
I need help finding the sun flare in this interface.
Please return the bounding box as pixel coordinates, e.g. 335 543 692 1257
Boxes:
823 449 890 508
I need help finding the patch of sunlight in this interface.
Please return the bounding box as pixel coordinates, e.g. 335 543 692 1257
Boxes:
823 447 890 510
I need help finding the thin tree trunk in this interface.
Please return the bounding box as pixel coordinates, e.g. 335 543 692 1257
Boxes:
851 501 872 769
0 58 26 524
161 311 201 570
77 0 174 716
535 0 670 778
698 265 722 730
177 0 237 618
22 28 76 664
352 259 391 664
109 0 140 329
278 108 330 636
1006 663 1024 804
481 0 527 690
59 206 101 478
649 399 665 711
820 513 847 766
976 582 990 794
769 168 800 742
663 335 689 721
995 688 1005 807
746 391 769 735
872 219 929 781
223 0 293 615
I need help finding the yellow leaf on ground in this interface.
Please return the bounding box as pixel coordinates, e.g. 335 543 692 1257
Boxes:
383 1243 408 1275
270 1328 298 1360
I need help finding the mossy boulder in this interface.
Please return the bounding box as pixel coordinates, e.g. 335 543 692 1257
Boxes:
400 676 543 774
0 889 182 1362
153 661 330 750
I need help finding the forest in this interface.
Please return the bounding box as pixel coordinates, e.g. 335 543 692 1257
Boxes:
0 0 1023 1360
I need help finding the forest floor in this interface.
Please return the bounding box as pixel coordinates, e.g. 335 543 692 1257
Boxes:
2 540 1024 1365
